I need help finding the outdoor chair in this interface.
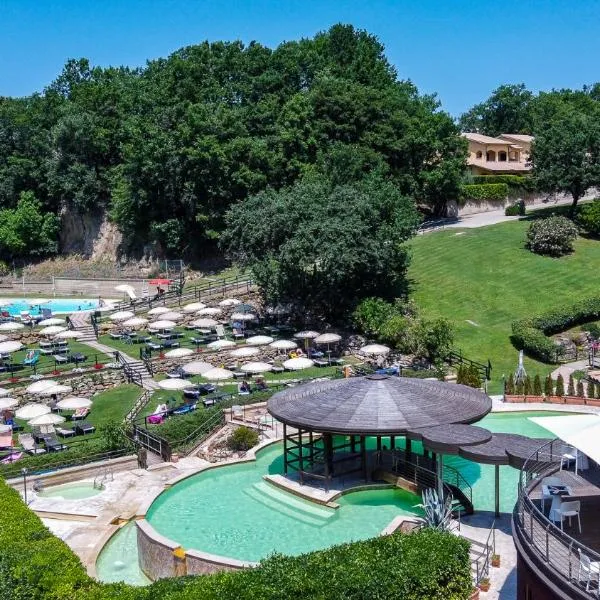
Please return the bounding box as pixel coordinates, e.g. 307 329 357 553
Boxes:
74 422 95 435
541 476 562 512
556 500 582 532
55 425 76 438
44 436 66 452
578 549 600 592
560 446 578 471
70 352 87 364
18 433 45 455
166 366 186 379
146 342 161 351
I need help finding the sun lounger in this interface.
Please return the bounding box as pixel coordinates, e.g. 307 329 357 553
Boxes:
56 425 76 438
161 341 180 349
74 422 95 435
1 451 22 464
313 359 329 367
18 433 45 455
23 350 40 366
110 332 123 340
71 407 90 421
173 403 196 415
146 342 161 351
44 436 67 452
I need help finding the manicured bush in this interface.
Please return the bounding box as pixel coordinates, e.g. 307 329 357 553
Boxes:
515 378 524 395
227 426 260 451
460 183 508 204
587 379 595 399
471 175 536 195
524 375 533 396
533 374 542 396
544 375 554 396
579 199 600 236
525 216 578 257
457 364 481 388
577 380 585 398
505 201 525 216
505 373 515 394
567 374 576 396
556 374 565 397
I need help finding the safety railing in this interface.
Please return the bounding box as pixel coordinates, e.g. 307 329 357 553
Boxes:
125 390 153 424
130 424 172 462
471 520 496 586
115 352 143 387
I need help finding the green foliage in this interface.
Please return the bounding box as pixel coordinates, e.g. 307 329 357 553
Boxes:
227 426 259 451
533 374 542 395
544 374 554 396
515 378 524 395
0 478 472 600
459 183 508 204
352 297 396 336
505 201 525 216
567 374 576 396
505 373 515 394
413 318 454 363
555 374 565 397
456 364 481 388
471 175 536 194
577 379 585 397
587 379 596 399
526 216 578 257
579 199 600 236
148 406 221 449
524 375 533 396
588 322 600 339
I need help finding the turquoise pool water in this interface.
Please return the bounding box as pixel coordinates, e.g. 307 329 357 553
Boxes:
95 410 562 584
2 298 99 316
37 481 104 500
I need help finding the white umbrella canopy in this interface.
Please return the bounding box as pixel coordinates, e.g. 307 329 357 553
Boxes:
0 322 24 331
360 344 391 355
196 307 222 316
0 397 18 410
0 341 22 353
0 387 11 397
231 312 256 321
164 348 194 358
160 311 184 321
39 325 67 336
122 317 149 328
0 334 7 342
148 306 171 316
192 318 218 328
26 380 58 394
38 384 72 397
283 357 315 370
270 339 297 350
230 346 260 358
182 361 213 375
240 361 273 374
28 412 65 426
207 339 236 350
158 378 189 391
109 311 135 322
37 318 66 327
182 302 206 313
148 320 177 330
219 298 241 307
15 403 50 420
294 330 320 340
315 333 342 344
54 330 83 340
56 397 93 410
203 367 234 380
246 335 274 346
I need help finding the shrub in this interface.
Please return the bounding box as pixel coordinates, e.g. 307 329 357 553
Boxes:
588 323 600 339
587 379 595 399
556 374 565 397
227 426 259 451
515 378 524 395
505 373 515 394
524 375 533 396
458 364 481 388
471 175 536 195
577 380 585 397
567 374 576 396
353 297 396 336
525 216 578 257
533 374 542 396
579 199 600 236
505 201 525 216
460 183 508 204
544 374 554 396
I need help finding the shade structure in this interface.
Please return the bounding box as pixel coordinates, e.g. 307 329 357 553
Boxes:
164 348 194 358
231 312 255 322
314 333 342 345
0 387 11 397
219 298 241 307
159 311 184 321
246 335 274 346
203 367 234 380
0 322 24 331
148 306 170 316
529 414 600 467
158 378 189 390
26 379 58 394
0 397 18 410
192 318 218 328
407 424 492 455
39 325 67 336
56 397 93 410
294 330 320 340
0 341 22 353
109 311 135 322
360 344 391 355
54 330 83 339
15 403 50 420
148 320 176 330
37 318 65 327
268 374 492 435
182 302 206 313
38 384 72 396
270 339 297 350
207 339 236 350
282 357 315 371
196 307 222 316
241 361 273 374
28 412 65 426
181 361 213 375
122 317 149 328
230 346 260 358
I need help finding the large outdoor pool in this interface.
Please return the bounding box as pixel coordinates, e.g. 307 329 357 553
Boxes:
1 298 99 316
95 410 563 584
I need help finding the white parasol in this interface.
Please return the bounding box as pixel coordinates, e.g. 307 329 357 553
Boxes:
231 312 255 321
192 318 218 328
164 348 194 358
26 380 58 394
283 357 315 370
246 335 274 346
294 330 320 340
196 307 222 316
159 311 184 321
148 320 176 330
359 344 391 355
0 387 11 397
15 403 50 420
109 311 135 322
230 346 260 358
270 339 297 350
148 306 171 316
182 302 206 313
28 413 65 426
56 397 93 410
203 367 234 380
157 378 189 391
38 384 72 396
39 325 67 336
0 341 22 353
314 333 342 344
0 397 18 410
122 317 149 328
207 339 236 350
54 330 83 339
241 361 273 374
0 322 24 331
182 361 213 375
37 318 65 327
219 298 241 307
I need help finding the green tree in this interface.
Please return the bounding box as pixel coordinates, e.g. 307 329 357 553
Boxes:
544 374 554 396
533 374 542 396
587 379 596 399
555 374 565 397
577 379 585 398
579 199 600 236
505 373 515 394
412 318 454 363
353 297 396 337
524 375 533 396
567 374 576 396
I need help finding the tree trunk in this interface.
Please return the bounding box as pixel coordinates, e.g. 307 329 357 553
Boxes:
570 192 581 218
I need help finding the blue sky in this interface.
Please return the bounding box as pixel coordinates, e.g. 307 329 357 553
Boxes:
1 0 599 116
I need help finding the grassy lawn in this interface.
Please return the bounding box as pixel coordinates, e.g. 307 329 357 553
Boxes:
407 218 600 393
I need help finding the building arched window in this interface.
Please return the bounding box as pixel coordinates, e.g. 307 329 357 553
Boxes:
475 151 483 159
486 150 496 162
498 151 507 162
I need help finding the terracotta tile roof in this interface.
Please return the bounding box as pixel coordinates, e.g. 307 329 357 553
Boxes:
499 134 534 143
461 132 513 145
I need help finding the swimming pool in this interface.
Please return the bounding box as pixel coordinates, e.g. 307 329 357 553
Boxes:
36 481 104 500
95 410 562 584
1 298 99 316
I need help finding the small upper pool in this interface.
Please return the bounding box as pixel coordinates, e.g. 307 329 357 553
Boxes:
1 298 99 316
37 481 104 500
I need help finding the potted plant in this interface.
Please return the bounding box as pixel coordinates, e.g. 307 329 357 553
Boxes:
479 577 491 592
491 553 500 567
470 587 480 600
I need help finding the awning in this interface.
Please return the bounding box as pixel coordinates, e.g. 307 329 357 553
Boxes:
149 279 173 285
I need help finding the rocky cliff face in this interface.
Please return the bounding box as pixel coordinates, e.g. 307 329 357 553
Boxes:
59 207 123 259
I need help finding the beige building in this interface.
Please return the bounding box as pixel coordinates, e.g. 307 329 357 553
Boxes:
462 132 533 175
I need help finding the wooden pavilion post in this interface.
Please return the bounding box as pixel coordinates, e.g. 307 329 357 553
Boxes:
361 436 368 481
324 433 333 480
390 435 396 450
283 423 288 475
298 428 304 484
309 430 314 467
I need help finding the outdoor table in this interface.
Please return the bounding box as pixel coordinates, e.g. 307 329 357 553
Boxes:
544 484 573 522
146 342 161 351
271 366 285 374
232 371 247 379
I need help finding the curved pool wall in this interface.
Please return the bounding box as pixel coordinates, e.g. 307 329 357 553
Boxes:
1 298 100 316
96 410 562 585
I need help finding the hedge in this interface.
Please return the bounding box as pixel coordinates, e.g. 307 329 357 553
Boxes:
471 175 536 195
0 480 473 600
459 183 508 204
511 296 600 362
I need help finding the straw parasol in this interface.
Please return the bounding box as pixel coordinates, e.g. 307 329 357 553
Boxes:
158 378 189 391
219 298 241 307
241 362 273 374
203 367 234 380
246 335 274 346
110 311 135 322
38 384 72 396
148 306 171 316
182 361 213 375
39 325 67 336
15 403 50 420
182 302 206 313
160 311 184 321
37 318 65 327
231 312 255 322
0 322 24 331
230 347 260 358
28 412 65 426
270 339 297 350
0 397 18 410
56 397 92 410
207 339 236 350
0 341 22 353
164 348 194 358
359 344 391 355
54 330 83 339
26 380 58 394
122 317 149 328
148 320 176 330
196 307 222 316
192 318 218 328
283 357 315 370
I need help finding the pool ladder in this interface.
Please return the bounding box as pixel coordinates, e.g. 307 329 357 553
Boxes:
94 468 113 490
